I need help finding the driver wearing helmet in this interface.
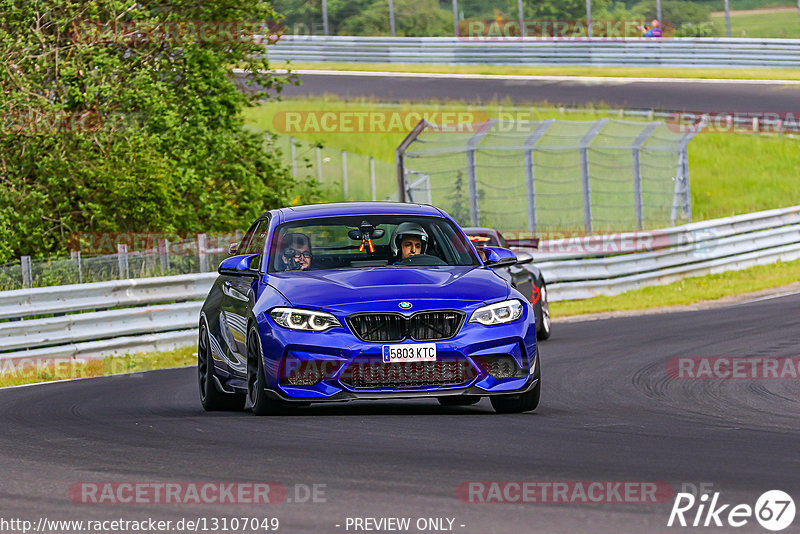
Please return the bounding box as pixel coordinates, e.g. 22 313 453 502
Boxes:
390 222 428 264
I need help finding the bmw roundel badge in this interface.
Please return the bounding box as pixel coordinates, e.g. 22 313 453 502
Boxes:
398 301 412 309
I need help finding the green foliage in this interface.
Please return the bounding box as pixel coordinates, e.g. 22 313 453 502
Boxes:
631 0 712 31
341 0 451 36
675 21 718 36
275 0 450 35
0 0 304 263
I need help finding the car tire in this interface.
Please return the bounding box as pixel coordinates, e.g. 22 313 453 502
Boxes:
437 395 480 407
247 327 288 416
490 349 541 414
198 322 246 412
535 279 552 341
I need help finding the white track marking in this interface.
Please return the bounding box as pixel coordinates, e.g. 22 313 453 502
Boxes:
252 68 800 86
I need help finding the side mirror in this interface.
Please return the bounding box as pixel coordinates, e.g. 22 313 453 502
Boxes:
481 246 518 268
515 251 534 265
228 242 238 255
218 254 259 276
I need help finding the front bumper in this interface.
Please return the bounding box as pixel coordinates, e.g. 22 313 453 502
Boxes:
263 370 539 403
253 303 538 403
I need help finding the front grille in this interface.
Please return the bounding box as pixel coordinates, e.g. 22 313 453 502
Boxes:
347 311 465 342
340 358 477 389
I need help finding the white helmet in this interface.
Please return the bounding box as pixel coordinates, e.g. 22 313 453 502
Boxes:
390 222 428 256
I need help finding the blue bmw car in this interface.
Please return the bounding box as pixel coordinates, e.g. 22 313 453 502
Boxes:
198 202 541 414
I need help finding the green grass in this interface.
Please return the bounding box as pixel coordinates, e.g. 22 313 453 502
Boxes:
712 8 800 38
551 258 800 316
723 0 796 9
243 96 800 223
284 61 800 81
0 346 196 388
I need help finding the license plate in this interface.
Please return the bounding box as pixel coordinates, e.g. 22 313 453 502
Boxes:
382 343 437 363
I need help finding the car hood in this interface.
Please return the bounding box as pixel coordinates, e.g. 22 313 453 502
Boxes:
266 267 508 309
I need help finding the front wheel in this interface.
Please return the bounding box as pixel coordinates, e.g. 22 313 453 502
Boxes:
247 327 289 416
490 349 541 414
198 322 245 411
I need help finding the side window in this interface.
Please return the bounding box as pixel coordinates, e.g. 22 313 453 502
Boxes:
237 221 259 255
245 225 267 254
498 233 508 248
246 220 270 270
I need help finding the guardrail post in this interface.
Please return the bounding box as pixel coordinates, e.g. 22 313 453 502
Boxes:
316 146 322 183
579 118 609 234
671 123 703 223
370 157 377 201
466 119 497 226
21 256 32 288
197 234 209 273
724 0 731 37
342 150 348 199
117 244 129 280
290 136 297 177
452 0 459 37
388 0 396 36
158 238 170 274
632 123 660 230
395 119 431 203
523 119 555 234
71 251 83 284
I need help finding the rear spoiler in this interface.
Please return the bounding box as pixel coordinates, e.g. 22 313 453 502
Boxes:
506 237 540 249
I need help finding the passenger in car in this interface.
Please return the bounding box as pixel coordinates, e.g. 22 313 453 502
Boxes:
279 232 313 271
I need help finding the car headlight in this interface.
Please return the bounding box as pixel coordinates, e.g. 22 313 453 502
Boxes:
469 299 523 326
270 308 341 332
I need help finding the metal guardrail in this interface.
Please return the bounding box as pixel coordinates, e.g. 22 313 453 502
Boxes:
0 273 216 321
0 273 215 363
268 36 800 69
0 302 201 353
537 205 800 300
1 205 798 362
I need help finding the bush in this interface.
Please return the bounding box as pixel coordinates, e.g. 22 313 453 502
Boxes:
0 0 304 263
675 21 718 37
632 0 712 30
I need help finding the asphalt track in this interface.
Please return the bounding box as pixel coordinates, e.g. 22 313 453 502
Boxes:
258 71 800 111
2 293 799 533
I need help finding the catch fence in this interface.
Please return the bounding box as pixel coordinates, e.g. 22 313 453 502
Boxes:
397 118 700 235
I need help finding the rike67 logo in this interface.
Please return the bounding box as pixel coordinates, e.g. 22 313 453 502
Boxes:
668 490 796 531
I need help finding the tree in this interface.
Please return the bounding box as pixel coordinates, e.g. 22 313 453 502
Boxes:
341 0 450 36
632 0 712 30
0 0 302 262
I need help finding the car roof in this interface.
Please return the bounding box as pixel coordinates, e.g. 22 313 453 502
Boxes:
461 227 498 235
268 202 444 223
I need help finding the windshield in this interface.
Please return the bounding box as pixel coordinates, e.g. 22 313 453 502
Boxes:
268 215 479 273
